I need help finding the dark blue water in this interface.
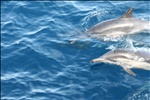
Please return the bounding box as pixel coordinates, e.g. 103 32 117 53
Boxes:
1 1 150 100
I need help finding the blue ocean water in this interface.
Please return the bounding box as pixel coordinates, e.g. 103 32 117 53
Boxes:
1 1 150 100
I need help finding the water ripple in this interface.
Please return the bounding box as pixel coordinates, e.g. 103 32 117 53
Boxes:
1 1 150 100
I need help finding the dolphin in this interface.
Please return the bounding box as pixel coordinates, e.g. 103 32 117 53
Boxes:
86 8 150 39
90 48 150 76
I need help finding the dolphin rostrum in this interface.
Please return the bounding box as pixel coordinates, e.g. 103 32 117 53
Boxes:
90 48 150 76
86 8 150 39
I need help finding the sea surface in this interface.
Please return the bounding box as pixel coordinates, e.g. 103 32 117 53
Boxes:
1 1 150 100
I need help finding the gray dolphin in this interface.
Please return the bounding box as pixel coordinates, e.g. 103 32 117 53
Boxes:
90 48 150 76
86 8 150 39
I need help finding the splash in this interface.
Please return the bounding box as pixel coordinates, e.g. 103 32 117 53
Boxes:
124 82 150 100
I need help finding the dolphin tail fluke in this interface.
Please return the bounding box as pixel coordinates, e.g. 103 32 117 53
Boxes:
122 66 136 76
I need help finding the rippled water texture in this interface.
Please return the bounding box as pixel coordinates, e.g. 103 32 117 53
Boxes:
1 1 150 100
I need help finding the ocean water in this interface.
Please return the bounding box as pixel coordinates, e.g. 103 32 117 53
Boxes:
1 1 150 100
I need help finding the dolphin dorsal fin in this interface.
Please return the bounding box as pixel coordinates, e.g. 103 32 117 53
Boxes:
120 7 134 18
